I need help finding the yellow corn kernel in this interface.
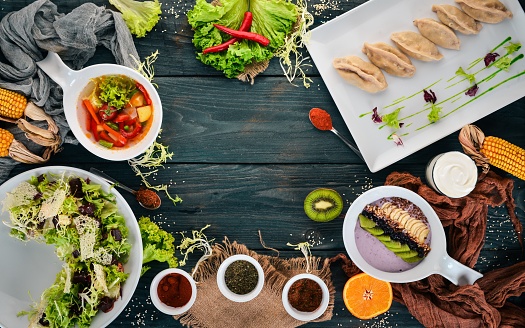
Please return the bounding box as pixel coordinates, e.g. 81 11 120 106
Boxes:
481 136 525 181
0 128 14 157
0 87 27 119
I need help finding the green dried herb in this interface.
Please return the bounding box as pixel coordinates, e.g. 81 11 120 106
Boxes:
224 260 258 295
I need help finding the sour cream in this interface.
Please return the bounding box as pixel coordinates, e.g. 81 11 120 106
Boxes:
426 151 478 198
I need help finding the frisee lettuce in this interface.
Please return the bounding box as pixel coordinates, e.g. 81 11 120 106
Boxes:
382 107 402 129
97 75 138 109
128 133 183 206
427 103 442 123
455 67 476 84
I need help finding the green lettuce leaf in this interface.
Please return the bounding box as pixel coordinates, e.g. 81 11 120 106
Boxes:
109 0 162 38
187 0 297 78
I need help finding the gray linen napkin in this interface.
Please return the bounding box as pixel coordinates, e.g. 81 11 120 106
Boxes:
0 0 139 183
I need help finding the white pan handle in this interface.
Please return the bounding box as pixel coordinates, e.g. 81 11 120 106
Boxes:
435 254 483 286
36 52 77 90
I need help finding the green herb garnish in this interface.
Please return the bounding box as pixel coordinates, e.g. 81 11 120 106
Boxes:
427 103 442 123
455 67 476 84
382 108 402 129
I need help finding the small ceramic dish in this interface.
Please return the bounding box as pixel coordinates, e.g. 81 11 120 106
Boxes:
216 254 265 303
36 51 162 161
282 273 330 321
343 185 483 286
150 268 197 315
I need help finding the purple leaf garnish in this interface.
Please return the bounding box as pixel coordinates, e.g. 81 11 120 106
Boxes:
465 84 479 97
372 107 382 123
484 53 500 66
423 89 437 103
399 122 405 128
392 133 403 146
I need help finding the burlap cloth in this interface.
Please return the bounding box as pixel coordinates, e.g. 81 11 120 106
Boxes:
0 0 139 183
332 171 525 328
174 239 335 328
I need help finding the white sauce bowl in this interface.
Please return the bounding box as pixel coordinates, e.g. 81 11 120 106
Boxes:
216 254 265 303
150 268 197 315
281 273 330 321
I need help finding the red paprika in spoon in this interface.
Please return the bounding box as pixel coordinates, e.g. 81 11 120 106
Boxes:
309 107 332 131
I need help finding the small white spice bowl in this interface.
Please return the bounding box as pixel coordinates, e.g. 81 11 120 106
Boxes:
216 254 265 303
150 268 197 315
282 273 330 321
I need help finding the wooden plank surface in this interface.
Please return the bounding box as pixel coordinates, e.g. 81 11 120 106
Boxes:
2 0 525 327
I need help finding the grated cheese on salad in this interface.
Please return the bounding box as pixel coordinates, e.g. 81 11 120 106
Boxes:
38 187 67 220
74 215 99 261
2 181 37 210
3 173 132 327
63 263 72 294
93 263 109 294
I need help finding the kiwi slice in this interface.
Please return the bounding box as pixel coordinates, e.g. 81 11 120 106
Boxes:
403 255 424 263
396 250 419 259
359 213 423 263
363 226 385 236
304 188 343 222
376 234 391 242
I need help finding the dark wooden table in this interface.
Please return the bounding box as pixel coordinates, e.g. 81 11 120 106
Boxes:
2 0 525 327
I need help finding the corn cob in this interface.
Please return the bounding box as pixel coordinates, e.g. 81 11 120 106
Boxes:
0 128 14 157
0 87 27 119
481 136 525 180
459 125 525 181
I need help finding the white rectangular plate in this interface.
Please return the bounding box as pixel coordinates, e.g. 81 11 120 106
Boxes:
307 0 525 172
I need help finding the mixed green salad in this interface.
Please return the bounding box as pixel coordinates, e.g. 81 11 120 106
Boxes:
2 173 131 328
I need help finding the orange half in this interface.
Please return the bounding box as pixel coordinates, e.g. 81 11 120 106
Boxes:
342 273 393 320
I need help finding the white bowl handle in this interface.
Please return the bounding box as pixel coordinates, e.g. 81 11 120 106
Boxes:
36 52 76 90
434 254 483 286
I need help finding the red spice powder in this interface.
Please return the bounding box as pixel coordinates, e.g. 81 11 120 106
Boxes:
287 278 323 312
309 108 332 131
136 188 160 208
157 273 192 308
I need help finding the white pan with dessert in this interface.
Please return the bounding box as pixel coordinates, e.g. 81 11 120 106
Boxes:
343 185 482 286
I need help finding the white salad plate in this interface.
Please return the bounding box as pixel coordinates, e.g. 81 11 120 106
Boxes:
0 166 143 328
307 0 525 172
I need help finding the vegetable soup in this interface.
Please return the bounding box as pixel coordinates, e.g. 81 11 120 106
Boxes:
79 75 154 149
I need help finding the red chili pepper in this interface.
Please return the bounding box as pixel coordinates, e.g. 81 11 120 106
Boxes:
213 23 270 47
119 120 142 139
114 113 131 123
91 120 100 141
203 12 253 54
136 83 152 105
